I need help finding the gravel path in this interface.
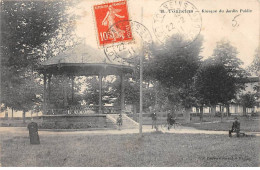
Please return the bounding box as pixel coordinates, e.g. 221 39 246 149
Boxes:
1 125 260 136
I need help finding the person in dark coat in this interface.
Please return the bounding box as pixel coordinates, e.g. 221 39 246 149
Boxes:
151 112 157 129
27 122 40 144
229 117 240 137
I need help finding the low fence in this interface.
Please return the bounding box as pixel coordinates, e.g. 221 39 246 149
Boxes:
46 105 121 115
40 114 107 129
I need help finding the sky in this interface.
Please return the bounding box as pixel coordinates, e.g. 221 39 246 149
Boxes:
69 0 259 68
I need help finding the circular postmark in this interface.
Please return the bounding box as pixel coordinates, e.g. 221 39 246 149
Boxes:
153 0 202 47
103 20 153 64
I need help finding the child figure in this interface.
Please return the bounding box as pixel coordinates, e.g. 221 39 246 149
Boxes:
117 114 123 130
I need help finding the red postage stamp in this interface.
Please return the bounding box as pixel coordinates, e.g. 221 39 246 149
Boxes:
93 0 132 46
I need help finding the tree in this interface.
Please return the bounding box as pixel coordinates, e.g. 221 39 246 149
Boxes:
1 69 41 122
106 73 158 114
239 92 258 115
1 1 79 117
46 75 82 113
111 76 140 106
194 40 247 120
82 76 116 112
1 0 77 68
247 46 260 76
240 47 260 114
146 35 203 122
83 77 102 106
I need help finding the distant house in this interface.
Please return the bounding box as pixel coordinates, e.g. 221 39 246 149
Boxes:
192 76 259 115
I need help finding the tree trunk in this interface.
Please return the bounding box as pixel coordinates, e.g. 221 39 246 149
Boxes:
199 106 203 123
243 105 246 116
211 105 216 116
5 109 8 119
196 107 200 115
31 110 34 120
220 105 223 122
235 104 238 114
226 104 230 117
11 108 14 119
22 110 26 124
185 108 192 123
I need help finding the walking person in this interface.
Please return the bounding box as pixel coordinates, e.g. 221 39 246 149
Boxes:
117 114 123 130
152 104 160 130
167 110 176 130
151 111 157 129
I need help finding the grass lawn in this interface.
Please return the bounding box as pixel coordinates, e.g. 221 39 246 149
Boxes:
0 118 42 127
140 115 260 132
186 118 260 132
1 132 259 167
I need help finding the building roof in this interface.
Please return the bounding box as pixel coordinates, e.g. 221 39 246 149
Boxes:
38 43 133 76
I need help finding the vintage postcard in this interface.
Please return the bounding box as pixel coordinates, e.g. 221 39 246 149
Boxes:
0 0 259 167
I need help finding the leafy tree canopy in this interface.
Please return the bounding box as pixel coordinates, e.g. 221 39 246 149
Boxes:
145 35 204 109
1 0 79 112
247 46 260 76
146 35 203 88
239 92 258 108
194 40 247 106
